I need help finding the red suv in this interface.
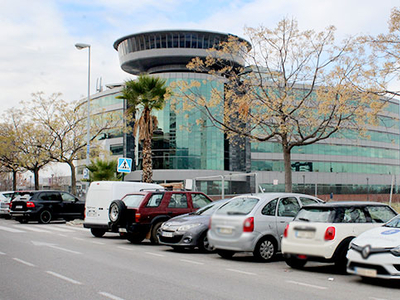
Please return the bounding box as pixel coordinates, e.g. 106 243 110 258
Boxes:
108 191 212 244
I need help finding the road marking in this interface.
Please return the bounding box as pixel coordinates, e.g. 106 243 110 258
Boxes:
46 271 82 285
0 226 25 233
14 225 52 233
73 237 84 241
0 251 6 255
180 259 204 265
286 280 328 290
99 291 125 300
226 268 256 276
117 246 133 251
43 226 74 233
91 241 105 245
145 252 165 257
13 258 35 267
32 241 82 255
63 225 88 232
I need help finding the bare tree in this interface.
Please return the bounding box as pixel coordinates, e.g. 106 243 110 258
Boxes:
174 18 386 192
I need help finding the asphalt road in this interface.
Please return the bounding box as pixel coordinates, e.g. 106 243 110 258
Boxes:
0 217 398 300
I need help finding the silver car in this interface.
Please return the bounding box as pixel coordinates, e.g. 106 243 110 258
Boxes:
208 193 324 261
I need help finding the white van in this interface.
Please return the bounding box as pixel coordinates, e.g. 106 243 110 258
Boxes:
83 181 164 237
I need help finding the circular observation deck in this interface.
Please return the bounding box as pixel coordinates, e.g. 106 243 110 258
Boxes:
114 30 251 75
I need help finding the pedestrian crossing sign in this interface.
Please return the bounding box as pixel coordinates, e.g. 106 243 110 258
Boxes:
117 158 132 173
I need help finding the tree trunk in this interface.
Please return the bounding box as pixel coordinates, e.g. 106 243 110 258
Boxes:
142 139 153 183
12 170 17 191
283 145 292 193
67 160 77 195
34 168 40 190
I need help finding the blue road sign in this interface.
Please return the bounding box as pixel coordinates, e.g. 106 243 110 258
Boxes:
117 158 132 173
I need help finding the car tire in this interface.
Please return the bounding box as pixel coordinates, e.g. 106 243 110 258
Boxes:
334 245 349 274
199 232 214 253
127 233 146 244
109 200 127 225
39 210 52 224
217 249 235 259
284 255 307 269
91 228 106 238
150 221 163 244
253 237 276 262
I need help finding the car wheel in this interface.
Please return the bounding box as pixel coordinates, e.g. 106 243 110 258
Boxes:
150 221 163 244
334 245 349 274
253 237 276 262
284 255 307 269
217 249 235 259
127 233 146 244
39 210 52 224
109 200 127 225
199 232 214 253
90 228 106 238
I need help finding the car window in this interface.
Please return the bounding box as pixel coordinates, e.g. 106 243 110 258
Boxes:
123 194 146 208
366 206 397 223
61 192 76 202
39 192 61 201
299 197 319 206
168 194 188 208
343 207 367 223
261 198 278 216
295 208 333 222
385 215 400 228
277 197 300 217
216 197 259 216
192 194 212 208
146 194 163 207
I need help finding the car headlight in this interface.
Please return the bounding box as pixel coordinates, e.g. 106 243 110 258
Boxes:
390 245 400 257
176 223 202 233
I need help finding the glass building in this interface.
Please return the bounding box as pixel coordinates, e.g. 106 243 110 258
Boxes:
82 30 400 199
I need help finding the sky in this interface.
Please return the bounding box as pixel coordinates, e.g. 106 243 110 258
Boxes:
1 0 399 117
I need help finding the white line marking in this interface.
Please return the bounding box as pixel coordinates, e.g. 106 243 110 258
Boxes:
14 225 51 233
286 280 328 290
117 246 133 251
13 258 35 267
91 241 105 245
58 234 68 237
226 268 256 276
0 251 6 255
42 226 73 232
73 237 84 241
180 259 204 265
46 271 82 285
0 225 25 233
99 291 125 300
145 252 164 257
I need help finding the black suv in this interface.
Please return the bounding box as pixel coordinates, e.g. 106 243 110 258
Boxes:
10 190 84 224
108 191 212 244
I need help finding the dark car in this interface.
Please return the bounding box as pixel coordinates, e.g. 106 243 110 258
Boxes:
10 190 84 224
159 198 230 252
108 191 212 244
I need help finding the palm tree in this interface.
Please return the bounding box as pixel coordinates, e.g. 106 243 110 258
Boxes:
86 159 121 181
117 75 168 183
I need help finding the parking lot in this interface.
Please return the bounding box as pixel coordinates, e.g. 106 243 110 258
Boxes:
0 217 398 300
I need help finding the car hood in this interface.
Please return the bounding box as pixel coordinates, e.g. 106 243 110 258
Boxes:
165 214 209 226
352 226 400 248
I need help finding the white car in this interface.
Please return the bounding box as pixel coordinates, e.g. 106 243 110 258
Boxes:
208 193 324 261
282 202 397 272
0 191 14 218
347 214 400 279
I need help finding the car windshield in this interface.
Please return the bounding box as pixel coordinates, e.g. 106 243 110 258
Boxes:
216 197 258 216
385 215 400 228
295 208 333 222
195 200 229 216
122 194 146 208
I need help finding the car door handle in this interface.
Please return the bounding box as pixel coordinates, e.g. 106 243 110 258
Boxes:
280 221 286 223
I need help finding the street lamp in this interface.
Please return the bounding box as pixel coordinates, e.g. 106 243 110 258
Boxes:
75 43 91 169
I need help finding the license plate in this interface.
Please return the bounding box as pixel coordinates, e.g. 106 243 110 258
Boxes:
119 228 127 233
162 231 174 238
218 227 233 235
355 267 377 278
16 205 23 209
295 230 314 239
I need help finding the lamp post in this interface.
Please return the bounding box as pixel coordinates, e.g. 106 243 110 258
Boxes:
75 43 91 170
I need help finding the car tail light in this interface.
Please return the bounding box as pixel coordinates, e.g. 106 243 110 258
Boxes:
243 217 254 232
135 212 141 223
283 224 289 238
26 201 35 208
324 226 335 240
